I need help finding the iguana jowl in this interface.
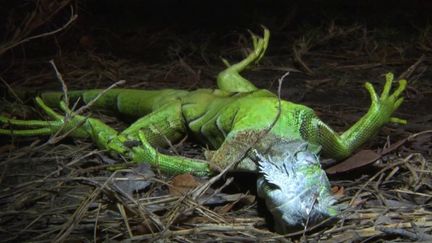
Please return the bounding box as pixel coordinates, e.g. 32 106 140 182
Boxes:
0 28 407 233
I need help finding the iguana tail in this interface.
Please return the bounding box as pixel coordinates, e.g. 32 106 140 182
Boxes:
19 89 187 119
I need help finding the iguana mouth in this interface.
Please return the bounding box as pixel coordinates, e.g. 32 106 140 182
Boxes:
254 140 338 233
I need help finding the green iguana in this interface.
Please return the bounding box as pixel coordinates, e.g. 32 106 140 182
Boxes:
0 28 407 233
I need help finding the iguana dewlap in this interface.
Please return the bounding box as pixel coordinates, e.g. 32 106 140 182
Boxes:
0 28 407 233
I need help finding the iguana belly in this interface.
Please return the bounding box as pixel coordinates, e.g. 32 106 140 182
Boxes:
180 89 236 147
180 88 286 149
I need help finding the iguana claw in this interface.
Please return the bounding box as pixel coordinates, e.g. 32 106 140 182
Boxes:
221 26 270 69
0 97 116 141
217 27 270 93
0 97 87 137
364 72 407 125
248 26 270 65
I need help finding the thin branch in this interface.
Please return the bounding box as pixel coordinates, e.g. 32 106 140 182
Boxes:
75 80 126 115
49 60 69 108
0 75 24 104
0 6 78 56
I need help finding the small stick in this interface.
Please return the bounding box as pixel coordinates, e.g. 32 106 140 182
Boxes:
0 75 24 104
0 7 78 56
398 55 425 80
75 80 126 115
49 60 69 108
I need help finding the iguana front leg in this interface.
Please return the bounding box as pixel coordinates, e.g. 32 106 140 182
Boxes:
306 73 407 159
0 98 211 175
216 27 270 93
119 102 211 175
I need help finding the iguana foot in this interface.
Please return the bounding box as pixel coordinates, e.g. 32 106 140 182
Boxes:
0 97 88 137
364 72 407 125
217 27 270 93
130 130 211 176
0 97 126 153
319 73 408 160
221 26 270 68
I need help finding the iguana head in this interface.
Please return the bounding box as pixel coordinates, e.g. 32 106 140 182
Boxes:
255 140 338 233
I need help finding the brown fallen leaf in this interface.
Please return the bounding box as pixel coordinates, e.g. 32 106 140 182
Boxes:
325 132 416 174
326 149 380 175
331 185 345 199
169 173 200 196
215 202 236 214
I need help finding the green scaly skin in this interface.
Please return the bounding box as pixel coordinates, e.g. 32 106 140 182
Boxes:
0 28 407 231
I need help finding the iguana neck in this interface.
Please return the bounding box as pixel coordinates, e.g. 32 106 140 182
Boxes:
223 132 322 172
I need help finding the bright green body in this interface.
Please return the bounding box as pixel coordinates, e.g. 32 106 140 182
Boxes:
0 28 407 231
41 88 320 172
34 68 406 175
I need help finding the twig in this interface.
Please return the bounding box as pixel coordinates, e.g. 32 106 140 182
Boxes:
47 79 125 144
53 173 115 242
0 6 78 56
117 203 134 238
94 203 102 242
75 80 126 115
349 155 414 206
0 75 24 104
398 55 425 80
273 71 289 130
49 60 69 108
377 224 432 241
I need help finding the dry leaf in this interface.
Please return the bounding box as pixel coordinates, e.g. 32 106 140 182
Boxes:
215 202 236 214
326 149 380 174
169 173 200 196
331 185 345 198
326 132 427 174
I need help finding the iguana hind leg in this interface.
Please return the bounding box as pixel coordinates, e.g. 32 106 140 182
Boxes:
0 97 134 155
0 98 211 175
1 97 94 138
216 27 270 93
